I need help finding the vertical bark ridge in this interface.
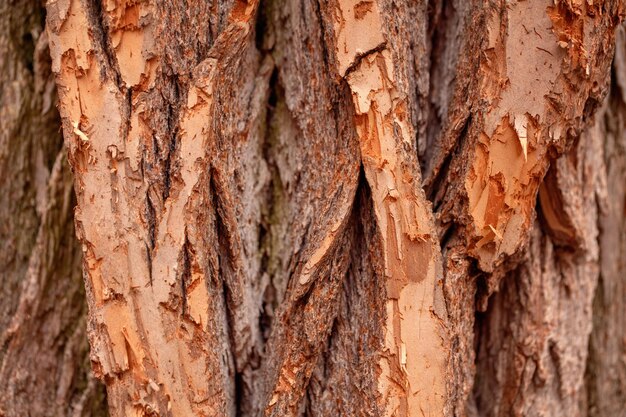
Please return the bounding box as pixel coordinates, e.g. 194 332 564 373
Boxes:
257 0 362 414
584 26 626 417
303 174 385 416
47 0 271 415
304 176 387 417
326 1 450 414
0 0 107 414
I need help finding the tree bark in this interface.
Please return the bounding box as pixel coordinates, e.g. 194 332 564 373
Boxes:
0 1 106 416
1 0 624 416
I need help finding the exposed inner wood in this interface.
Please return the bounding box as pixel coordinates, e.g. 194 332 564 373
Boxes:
330 1 448 415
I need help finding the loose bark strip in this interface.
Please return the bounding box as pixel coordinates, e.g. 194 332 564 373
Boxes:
462 0 619 274
327 1 449 415
428 0 621 276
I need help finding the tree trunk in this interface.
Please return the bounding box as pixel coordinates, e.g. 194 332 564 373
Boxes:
1 0 624 416
0 1 106 416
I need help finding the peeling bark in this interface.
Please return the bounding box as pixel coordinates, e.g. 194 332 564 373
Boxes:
20 0 625 416
327 2 448 414
0 1 106 416
423 2 623 415
473 28 626 417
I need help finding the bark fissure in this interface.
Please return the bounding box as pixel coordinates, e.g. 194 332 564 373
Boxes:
180 235 191 317
428 114 472 210
257 66 283 347
87 0 123 86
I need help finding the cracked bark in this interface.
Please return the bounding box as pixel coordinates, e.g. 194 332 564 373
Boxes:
0 1 106 416
1 0 622 416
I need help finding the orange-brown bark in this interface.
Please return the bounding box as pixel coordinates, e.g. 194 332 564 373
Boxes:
37 0 626 416
0 1 106 416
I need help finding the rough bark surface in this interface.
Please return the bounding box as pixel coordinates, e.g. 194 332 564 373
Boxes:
13 0 623 416
0 1 107 416
424 2 623 416
473 28 626 417
584 26 626 417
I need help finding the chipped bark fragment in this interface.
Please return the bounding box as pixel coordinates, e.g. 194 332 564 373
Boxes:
457 0 621 272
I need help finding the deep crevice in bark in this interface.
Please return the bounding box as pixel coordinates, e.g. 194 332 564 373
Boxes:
422 0 447 163
258 66 281 346
209 167 247 415
427 114 471 207
87 0 122 87
145 242 153 286
180 235 191 317
312 0 333 75
162 77 183 203
145 193 156 250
